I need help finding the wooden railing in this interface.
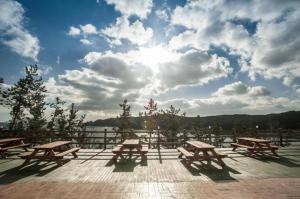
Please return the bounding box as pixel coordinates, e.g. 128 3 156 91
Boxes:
1 129 299 149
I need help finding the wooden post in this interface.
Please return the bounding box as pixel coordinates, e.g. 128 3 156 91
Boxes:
149 130 152 149
183 130 187 147
208 129 212 145
104 129 107 150
157 128 160 150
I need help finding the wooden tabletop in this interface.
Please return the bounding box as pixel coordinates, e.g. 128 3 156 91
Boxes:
122 139 140 146
0 138 24 144
238 137 270 143
186 141 215 149
34 141 71 150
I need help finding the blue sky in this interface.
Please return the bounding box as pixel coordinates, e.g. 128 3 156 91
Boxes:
0 0 300 121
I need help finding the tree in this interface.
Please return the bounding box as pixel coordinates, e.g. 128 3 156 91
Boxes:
26 66 47 133
119 99 131 130
118 99 135 140
47 97 66 132
139 98 159 131
139 98 160 147
1 65 47 132
2 71 30 131
160 105 186 148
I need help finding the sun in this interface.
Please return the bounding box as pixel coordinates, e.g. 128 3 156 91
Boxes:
134 45 176 74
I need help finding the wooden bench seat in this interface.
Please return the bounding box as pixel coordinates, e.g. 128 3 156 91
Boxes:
112 145 123 154
177 147 194 158
209 150 227 158
55 147 80 158
270 145 279 149
231 143 255 149
141 145 148 153
0 143 30 151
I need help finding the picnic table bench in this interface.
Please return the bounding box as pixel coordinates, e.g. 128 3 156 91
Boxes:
19 141 80 166
231 137 279 156
177 141 227 168
0 138 30 158
112 139 148 161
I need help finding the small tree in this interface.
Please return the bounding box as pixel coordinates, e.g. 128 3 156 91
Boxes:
119 99 131 130
1 65 47 134
47 97 66 132
118 99 135 140
26 66 47 134
139 98 160 147
139 98 159 130
2 69 31 131
160 105 186 148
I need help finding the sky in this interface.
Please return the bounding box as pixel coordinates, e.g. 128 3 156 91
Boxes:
0 0 300 122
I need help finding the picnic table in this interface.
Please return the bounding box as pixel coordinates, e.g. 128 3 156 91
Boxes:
231 137 279 156
112 139 148 161
19 141 80 166
177 141 227 168
0 138 30 158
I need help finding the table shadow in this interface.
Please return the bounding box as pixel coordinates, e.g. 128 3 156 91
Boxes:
0 160 62 184
236 151 300 167
106 155 148 172
180 159 240 182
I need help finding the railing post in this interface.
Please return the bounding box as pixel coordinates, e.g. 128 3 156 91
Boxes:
149 130 152 149
209 130 212 145
279 129 283 146
157 128 160 150
183 129 187 147
104 129 107 150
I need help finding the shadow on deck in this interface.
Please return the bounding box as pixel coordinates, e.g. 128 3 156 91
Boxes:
0 146 299 184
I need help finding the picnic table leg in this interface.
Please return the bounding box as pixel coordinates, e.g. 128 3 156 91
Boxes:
232 145 238 151
211 149 226 168
266 143 279 156
22 149 39 165
66 144 78 158
186 158 194 167
178 152 183 158
0 151 7 158
203 151 211 166
20 140 29 152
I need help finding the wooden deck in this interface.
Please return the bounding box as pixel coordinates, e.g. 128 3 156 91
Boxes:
0 146 300 198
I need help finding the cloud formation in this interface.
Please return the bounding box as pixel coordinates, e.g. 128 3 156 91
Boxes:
0 0 40 61
105 0 153 19
102 17 153 45
169 0 300 88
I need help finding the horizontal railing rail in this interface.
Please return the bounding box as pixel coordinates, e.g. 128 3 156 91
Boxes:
1 129 300 149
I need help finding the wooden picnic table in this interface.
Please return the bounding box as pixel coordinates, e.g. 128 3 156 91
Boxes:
112 139 148 161
231 137 279 156
19 141 80 166
0 138 30 158
177 141 227 168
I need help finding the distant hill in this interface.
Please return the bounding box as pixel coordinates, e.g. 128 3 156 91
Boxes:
86 111 300 130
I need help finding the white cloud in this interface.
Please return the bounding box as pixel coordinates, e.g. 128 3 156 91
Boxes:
67 24 97 36
105 0 153 19
0 0 40 61
156 82 298 116
80 39 92 45
245 10 300 85
213 81 270 97
169 0 300 88
102 17 153 45
157 50 232 92
79 24 97 34
67 26 81 36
